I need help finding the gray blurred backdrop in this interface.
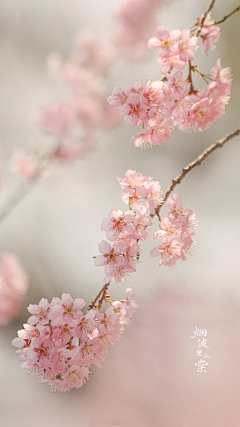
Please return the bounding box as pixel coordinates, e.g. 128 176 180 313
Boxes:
0 0 240 426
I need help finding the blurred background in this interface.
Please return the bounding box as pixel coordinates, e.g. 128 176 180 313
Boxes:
0 0 240 425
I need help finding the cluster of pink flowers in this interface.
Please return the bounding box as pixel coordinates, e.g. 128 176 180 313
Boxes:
10 32 120 180
0 254 28 325
150 194 197 266
148 25 198 73
108 20 232 147
10 136 95 180
39 34 120 136
12 289 136 392
117 169 162 214
94 170 163 283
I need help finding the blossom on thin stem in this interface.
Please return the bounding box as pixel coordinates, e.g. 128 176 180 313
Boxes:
108 13 232 147
151 194 197 266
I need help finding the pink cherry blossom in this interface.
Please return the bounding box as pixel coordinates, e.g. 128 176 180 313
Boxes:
12 289 136 391
150 238 182 266
107 85 132 107
118 169 161 214
151 194 197 267
178 29 198 62
150 118 172 146
159 54 186 75
166 71 189 97
181 236 194 261
131 128 153 149
132 213 152 240
201 25 220 57
117 170 148 209
189 96 223 132
118 92 148 126
167 194 192 223
101 209 133 241
148 25 181 57
28 298 50 326
94 240 127 278
153 217 182 241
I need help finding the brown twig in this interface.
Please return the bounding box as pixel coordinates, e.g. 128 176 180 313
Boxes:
195 0 216 36
208 5 240 26
88 283 110 311
88 129 240 310
156 128 240 215
188 60 195 93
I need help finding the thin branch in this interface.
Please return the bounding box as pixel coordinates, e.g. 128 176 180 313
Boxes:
196 0 216 36
209 5 240 25
88 283 110 311
188 60 195 93
156 128 240 214
89 129 240 309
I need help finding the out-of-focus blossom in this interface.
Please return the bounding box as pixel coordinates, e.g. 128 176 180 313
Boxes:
52 137 95 166
112 0 171 59
37 102 75 136
74 31 114 76
0 254 28 325
10 151 40 179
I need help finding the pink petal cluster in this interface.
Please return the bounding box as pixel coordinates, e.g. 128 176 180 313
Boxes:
95 207 152 283
148 26 198 74
117 169 162 214
12 289 136 392
108 18 230 147
150 194 197 266
94 170 161 283
0 254 28 325
201 25 220 57
109 55 232 146
36 31 121 173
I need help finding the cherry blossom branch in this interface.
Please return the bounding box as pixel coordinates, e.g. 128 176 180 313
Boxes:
188 60 195 93
209 5 240 25
196 0 216 36
156 128 240 214
88 283 110 310
88 129 240 311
